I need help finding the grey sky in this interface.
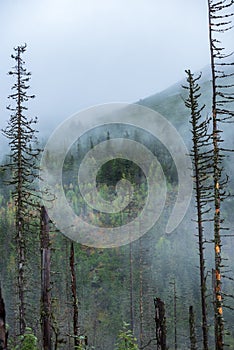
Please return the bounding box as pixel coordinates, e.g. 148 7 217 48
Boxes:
0 0 233 137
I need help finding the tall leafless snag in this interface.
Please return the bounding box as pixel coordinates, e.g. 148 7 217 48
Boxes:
154 297 167 350
207 1 234 348
40 206 52 350
70 242 80 348
129 241 134 333
2 44 41 335
189 306 198 350
139 238 143 348
183 70 212 350
170 280 178 350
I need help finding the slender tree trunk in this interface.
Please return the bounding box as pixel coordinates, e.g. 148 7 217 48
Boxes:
70 242 80 348
129 241 134 332
189 306 198 350
172 280 177 350
17 216 26 335
40 206 52 350
154 297 167 350
65 239 72 350
139 238 143 348
184 70 210 350
194 144 209 350
0 285 7 350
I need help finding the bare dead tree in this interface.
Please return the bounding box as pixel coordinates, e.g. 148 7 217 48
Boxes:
170 280 178 350
129 242 134 333
183 70 212 350
207 1 234 348
154 297 167 350
40 206 52 350
139 238 143 349
189 306 198 350
70 242 80 348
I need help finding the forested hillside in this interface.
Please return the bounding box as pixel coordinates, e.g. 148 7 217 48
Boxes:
0 65 234 349
0 1 234 350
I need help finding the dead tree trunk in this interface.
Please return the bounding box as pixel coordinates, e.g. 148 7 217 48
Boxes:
189 306 198 350
207 1 234 348
184 70 211 350
0 285 7 350
172 280 177 350
139 238 143 348
129 241 134 332
70 242 80 348
40 206 52 350
154 297 167 350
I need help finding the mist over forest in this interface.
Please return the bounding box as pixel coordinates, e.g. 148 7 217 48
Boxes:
1 1 234 350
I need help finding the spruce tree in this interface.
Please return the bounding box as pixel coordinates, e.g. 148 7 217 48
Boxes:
2 44 41 335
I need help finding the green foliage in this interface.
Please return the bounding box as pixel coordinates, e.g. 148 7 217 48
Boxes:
115 322 139 350
12 328 39 350
75 336 95 349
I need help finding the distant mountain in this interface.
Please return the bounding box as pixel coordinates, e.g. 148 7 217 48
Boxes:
137 65 212 143
137 64 234 148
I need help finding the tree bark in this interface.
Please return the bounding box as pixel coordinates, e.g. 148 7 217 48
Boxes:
189 306 198 350
70 242 80 348
154 297 167 350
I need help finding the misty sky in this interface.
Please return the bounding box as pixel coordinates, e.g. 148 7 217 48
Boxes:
0 0 233 138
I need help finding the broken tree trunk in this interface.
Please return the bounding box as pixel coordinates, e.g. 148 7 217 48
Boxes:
40 206 52 350
189 306 198 350
154 297 167 350
0 285 7 350
70 242 80 348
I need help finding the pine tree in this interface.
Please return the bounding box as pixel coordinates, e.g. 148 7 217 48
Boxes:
115 322 139 350
2 44 41 335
